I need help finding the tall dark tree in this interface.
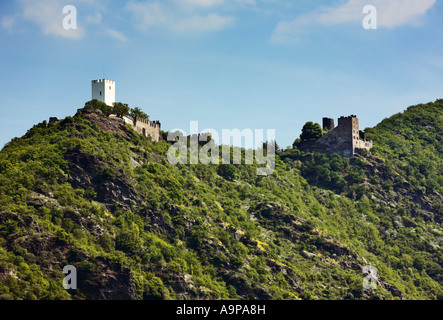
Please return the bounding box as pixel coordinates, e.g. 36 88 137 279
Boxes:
130 107 149 124
112 102 130 118
300 121 323 142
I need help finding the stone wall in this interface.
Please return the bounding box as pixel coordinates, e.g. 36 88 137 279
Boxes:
122 116 161 142
134 118 161 142
301 115 372 157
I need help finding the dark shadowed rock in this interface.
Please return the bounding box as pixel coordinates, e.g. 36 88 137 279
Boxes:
77 257 137 300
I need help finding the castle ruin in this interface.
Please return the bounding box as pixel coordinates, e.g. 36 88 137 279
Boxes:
122 116 161 142
91 79 162 142
302 115 373 157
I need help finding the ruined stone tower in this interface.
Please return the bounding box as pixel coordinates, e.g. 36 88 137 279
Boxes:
322 117 335 131
302 115 372 157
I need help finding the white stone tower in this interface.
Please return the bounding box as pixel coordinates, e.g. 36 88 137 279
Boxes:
91 79 115 106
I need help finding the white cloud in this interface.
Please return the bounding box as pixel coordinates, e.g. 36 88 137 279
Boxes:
1 16 16 31
125 2 172 30
103 28 128 43
172 13 234 33
272 0 436 43
237 0 256 5
86 13 102 24
19 0 85 39
372 0 435 28
16 0 128 42
178 0 224 8
126 0 234 34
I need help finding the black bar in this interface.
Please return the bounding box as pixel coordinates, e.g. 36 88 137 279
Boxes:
1 300 441 319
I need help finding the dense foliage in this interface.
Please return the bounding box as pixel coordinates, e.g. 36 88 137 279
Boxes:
84 99 148 120
300 122 324 142
0 100 442 300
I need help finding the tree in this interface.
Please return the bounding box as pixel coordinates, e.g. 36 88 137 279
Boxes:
262 140 279 153
292 138 301 149
217 164 236 181
112 102 130 118
84 99 112 115
413 256 425 271
300 122 323 142
130 107 149 124
115 224 141 254
84 187 97 202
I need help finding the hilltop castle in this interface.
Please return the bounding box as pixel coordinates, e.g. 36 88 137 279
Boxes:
92 79 161 142
302 115 373 157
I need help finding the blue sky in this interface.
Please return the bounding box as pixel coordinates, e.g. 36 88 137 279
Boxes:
1 0 443 149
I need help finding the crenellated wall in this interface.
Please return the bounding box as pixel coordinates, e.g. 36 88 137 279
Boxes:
122 116 161 142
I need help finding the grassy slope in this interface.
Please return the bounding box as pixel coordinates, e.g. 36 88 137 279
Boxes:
0 102 442 300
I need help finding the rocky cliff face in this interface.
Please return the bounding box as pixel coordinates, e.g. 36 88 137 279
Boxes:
77 256 137 300
66 148 140 207
0 210 137 300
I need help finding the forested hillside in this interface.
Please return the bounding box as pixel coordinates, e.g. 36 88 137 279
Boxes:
0 100 442 300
